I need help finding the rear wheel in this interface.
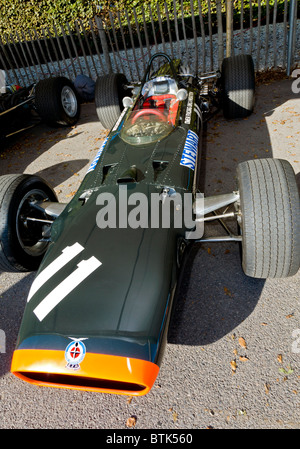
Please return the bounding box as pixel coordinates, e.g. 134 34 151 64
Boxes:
237 158 300 278
95 73 129 129
35 77 80 126
221 54 255 119
0 174 57 272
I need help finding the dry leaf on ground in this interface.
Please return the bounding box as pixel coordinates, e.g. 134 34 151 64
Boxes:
238 337 247 349
230 360 237 372
126 416 137 428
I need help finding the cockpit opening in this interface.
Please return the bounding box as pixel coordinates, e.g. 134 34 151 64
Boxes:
120 76 181 145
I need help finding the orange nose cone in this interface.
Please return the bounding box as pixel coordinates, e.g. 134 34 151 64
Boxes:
11 349 160 396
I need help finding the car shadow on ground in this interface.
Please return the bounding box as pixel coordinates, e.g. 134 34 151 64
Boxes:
169 77 299 346
296 172 300 191
0 272 34 377
0 102 99 191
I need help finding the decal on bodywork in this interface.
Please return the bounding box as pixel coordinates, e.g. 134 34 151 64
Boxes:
33 256 101 322
86 137 108 174
65 337 87 370
180 129 199 171
112 107 128 132
27 242 84 302
27 242 102 322
184 91 194 124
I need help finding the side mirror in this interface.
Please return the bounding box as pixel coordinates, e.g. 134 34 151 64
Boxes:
176 89 188 101
122 96 133 108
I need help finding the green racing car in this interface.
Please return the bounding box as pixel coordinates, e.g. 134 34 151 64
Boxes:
0 53 298 396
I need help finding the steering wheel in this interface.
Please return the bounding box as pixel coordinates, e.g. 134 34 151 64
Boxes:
132 108 167 125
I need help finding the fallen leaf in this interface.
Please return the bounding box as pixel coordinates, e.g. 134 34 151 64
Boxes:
230 360 237 372
277 354 283 364
238 337 247 349
239 356 249 362
224 287 232 297
265 383 270 394
66 191 77 198
126 416 137 428
279 366 294 376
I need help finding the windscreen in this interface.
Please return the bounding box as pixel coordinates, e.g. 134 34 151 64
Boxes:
120 76 179 146
120 109 174 145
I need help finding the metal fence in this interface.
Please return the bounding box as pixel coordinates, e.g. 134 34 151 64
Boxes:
0 0 299 87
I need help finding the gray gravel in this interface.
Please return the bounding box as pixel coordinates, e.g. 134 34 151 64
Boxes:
0 77 299 430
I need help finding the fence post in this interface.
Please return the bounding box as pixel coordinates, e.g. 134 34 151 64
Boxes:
95 16 112 74
226 0 233 57
216 0 223 68
287 0 297 75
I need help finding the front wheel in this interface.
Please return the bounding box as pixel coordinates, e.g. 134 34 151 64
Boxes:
35 77 80 126
95 73 129 130
221 54 255 119
0 174 57 272
237 158 300 278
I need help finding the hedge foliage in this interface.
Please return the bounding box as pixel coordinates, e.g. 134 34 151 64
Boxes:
0 0 174 37
0 0 291 39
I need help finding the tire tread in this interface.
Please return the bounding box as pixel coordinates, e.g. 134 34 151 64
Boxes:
237 158 300 278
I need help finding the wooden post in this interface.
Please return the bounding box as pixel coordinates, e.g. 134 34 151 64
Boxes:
95 16 112 74
226 0 233 57
216 0 223 68
287 0 297 75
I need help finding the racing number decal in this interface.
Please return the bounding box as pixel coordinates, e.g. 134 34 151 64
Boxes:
33 257 101 321
27 242 102 321
27 242 84 301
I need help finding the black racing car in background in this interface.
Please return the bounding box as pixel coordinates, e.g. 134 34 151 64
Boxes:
0 76 80 140
0 53 298 396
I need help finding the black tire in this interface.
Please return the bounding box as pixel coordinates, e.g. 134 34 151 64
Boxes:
237 158 300 278
0 174 57 272
35 77 80 126
95 73 129 129
221 54 255 119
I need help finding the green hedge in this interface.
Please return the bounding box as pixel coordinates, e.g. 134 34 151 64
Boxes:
0 0 292 39
0 0 96 36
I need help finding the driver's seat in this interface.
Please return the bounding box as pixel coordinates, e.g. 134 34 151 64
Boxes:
141 77 179 125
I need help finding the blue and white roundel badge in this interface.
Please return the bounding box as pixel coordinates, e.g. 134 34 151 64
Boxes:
65 338 87 370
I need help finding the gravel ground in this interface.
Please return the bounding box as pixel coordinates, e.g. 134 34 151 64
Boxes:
0 76 299 431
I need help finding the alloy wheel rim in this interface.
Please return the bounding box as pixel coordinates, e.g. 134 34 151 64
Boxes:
61 86 77 117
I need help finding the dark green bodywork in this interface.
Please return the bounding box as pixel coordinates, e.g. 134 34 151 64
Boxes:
15 63 202 368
